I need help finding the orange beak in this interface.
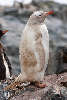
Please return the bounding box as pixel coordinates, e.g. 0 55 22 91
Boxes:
2 30 8 34
44 11 54 16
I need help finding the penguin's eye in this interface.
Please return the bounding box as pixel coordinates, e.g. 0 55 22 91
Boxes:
39 14 41 16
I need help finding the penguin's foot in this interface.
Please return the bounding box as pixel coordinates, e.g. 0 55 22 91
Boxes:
31 81 46 88
4 81 21 91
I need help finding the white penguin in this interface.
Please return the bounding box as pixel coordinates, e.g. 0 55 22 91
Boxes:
5 10 53 90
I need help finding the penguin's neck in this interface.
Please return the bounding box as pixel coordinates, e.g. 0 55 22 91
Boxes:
25 22 48 38
25 23 42 34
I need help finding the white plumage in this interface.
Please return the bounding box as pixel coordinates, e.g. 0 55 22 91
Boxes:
5 11 53 90
16 11 49 82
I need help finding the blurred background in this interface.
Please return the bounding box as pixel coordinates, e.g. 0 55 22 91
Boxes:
0 0 67 75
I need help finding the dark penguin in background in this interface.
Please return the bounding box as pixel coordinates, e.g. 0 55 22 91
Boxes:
0 30 12 80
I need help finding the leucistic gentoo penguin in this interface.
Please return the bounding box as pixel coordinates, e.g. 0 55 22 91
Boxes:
4 10 53 90
0 30 12 80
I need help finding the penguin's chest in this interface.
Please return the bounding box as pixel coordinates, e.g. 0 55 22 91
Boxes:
20 24 49 74
20 30 37 70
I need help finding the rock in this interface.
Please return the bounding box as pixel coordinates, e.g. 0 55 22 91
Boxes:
3 7 18 15
55 46 67 74
4 73 66 100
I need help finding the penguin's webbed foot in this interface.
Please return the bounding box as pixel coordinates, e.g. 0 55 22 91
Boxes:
31 81 46 88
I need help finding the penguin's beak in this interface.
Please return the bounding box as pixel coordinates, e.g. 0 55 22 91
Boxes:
44 11 54 16
2 30 8 34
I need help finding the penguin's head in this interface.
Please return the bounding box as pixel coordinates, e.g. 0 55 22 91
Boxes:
28 11 53 25
0 30 8 38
